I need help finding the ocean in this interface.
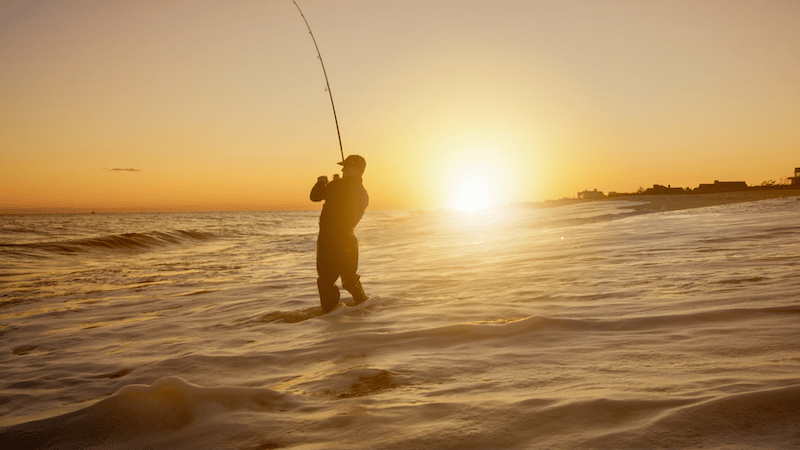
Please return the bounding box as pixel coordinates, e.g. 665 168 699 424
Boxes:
1 198 798 449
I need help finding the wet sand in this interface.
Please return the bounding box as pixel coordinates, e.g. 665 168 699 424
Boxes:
610 189 800 212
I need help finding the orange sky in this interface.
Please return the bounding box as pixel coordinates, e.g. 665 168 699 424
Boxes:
2 0 798 213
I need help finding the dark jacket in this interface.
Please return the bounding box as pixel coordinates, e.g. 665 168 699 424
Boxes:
310 176 369 238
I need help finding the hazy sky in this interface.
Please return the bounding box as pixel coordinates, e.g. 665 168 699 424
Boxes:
2 0 798 212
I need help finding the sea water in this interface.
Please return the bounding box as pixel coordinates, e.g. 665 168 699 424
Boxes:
1 198 798 449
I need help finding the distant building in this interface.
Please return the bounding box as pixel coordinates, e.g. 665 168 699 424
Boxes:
643 184 685 195
578 189 605 200
790 168 800 187
695 180 748 192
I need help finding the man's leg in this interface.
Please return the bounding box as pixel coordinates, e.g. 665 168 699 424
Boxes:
340 236 367 305
316 238 340 313
342 275 367 305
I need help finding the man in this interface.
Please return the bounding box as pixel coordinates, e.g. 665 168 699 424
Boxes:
310 154 369 313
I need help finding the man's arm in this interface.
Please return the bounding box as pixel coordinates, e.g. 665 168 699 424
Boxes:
310 176 328 202
361 188 369 211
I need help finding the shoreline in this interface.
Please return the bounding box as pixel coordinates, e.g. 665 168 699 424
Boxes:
606 189 800 212
530 189 800 212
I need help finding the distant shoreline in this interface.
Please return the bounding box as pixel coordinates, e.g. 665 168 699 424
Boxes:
530 188 800 212
601 189 800 212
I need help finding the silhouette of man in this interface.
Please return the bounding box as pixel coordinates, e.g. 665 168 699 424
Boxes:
310 155 369 313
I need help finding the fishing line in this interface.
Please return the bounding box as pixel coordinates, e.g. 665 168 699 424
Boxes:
292 0 345 163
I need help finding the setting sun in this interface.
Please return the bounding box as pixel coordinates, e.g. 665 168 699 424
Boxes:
446 156 509 212
453 178 490 212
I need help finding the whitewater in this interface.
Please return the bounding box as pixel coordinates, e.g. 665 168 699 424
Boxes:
1 198 798 449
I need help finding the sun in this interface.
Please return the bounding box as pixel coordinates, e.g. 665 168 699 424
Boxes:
453 179 490 212
446 158 507 212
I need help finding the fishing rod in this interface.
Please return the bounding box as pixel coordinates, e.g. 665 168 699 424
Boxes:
292 0 345 163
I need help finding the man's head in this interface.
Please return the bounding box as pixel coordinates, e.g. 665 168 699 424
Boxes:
338 155 366 177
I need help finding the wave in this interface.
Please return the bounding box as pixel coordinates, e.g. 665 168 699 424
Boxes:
2 377 796 450
384 305 800 342
579 384 800 449
0 377 304 450
0 230 218 254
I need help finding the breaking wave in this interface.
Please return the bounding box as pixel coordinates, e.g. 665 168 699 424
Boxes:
0 377 305 450
0 230 218 254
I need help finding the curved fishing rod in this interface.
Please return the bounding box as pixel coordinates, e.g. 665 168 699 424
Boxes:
292 0 345 163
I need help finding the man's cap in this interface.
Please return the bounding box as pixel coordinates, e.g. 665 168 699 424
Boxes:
338 154 366 171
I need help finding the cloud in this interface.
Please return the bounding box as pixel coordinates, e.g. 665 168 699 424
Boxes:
104 168 141 172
